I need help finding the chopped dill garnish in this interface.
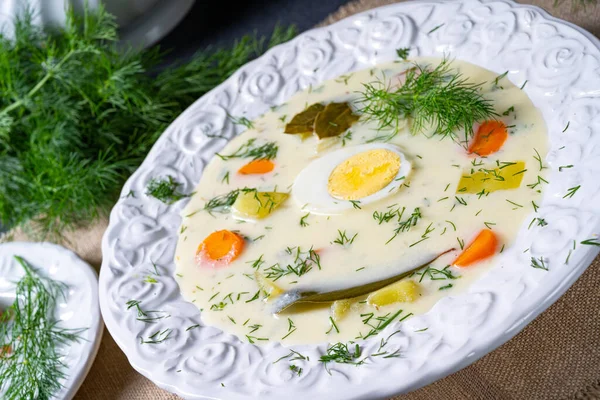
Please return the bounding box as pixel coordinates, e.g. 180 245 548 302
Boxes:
502 106 515 116
527 175 549 190
396 47 410 60
125 300 170 323
536 218 548 227
581 238 600 246
350 200 362 209
319 342 363 373
341 130 353 146
216 138 278 161
559 165 573 172
484 221 496 229
245 335 268 344
439 283 453 290
281 318 297 340
357 58 497 143
357 309 408 340
333 229 358 247
409 222 435 247
335 74 354 85
274 349 309 364
300 212 310 227
146 176 190 204
506 199 523 209
520 80 528 90
203 187 256 215
140 328 173 344
563 185 580 199
186 324 200 331
289 365 303 376
455 196 467 206
562 121 570 132
221 171 230 184
245 290 260 303
387 207 421 243
264 246 321 281
532 201 539 212
457 237 465 250
373 205 404 225
428 24 444 34
326 317 340 334
0 256 85 399
227 113 254 129
246 254 265 269
533 149 545 171
414 265 458 282
531 256 548 271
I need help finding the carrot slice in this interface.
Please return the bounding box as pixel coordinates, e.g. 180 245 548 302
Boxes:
238 159 275 175
196 230 245 267
468 120 508 156
453 229 498 267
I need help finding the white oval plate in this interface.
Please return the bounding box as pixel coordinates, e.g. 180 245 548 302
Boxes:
0 242 103 400
99 0 600 398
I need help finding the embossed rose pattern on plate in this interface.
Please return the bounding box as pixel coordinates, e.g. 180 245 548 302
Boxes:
99 1 600 399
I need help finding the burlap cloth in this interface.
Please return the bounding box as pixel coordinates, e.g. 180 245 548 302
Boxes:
8 1 600 399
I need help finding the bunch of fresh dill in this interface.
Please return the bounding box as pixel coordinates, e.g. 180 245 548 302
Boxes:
0 256 84 400
358 58 497 144
0 6 296 238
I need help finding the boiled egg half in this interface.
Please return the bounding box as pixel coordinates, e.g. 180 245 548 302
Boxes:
292 143 412 214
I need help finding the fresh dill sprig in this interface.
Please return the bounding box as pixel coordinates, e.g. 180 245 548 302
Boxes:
216 138 278 161
146 176 190 204
0 6 295 238
0 256 85 400
358 58 497 143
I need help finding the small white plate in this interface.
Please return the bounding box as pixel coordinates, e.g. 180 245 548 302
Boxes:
0 242 103 400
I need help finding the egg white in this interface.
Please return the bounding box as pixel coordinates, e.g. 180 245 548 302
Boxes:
292 143 412 214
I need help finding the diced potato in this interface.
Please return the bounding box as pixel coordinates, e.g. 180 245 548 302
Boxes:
456 161 526 194
331 299 352 322
367 280 421 307
254 271 283 300
232 191 288 219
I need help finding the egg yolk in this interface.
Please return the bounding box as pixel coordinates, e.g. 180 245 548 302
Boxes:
327 149 401 200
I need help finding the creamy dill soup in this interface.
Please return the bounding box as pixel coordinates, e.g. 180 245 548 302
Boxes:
174 57 547 345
